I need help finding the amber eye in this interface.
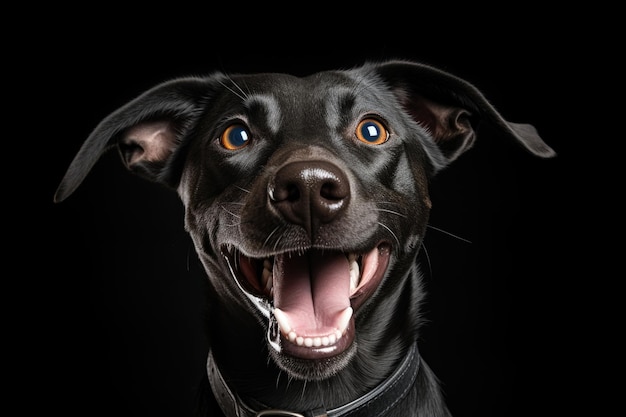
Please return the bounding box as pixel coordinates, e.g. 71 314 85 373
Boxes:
355 118 389 145
220 124 251 150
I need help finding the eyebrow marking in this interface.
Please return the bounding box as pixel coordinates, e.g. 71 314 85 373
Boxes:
244 94 282 135
324 87 357 132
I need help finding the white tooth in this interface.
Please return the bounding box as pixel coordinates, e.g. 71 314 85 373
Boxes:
348 253 357 262
276 307 353 348
265 271 273 292
262 267 272 289
349 258 360 292
273 308 291 333
337 307 353 333
263 259 272 271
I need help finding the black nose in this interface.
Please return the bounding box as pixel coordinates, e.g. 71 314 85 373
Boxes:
268 160 350 239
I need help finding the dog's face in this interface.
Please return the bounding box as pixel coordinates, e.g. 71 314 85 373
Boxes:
55 60 555 383
177 71 437 379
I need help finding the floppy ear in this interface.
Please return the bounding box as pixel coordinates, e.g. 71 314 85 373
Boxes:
373 60 556 164
53 76 217 203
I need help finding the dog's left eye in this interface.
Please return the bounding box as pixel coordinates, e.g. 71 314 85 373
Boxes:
220 124 251 150
355 118 389 145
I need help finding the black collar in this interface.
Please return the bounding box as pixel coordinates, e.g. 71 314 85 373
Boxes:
207 342 420 417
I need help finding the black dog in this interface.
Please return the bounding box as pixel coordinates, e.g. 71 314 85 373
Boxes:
54 60 555 416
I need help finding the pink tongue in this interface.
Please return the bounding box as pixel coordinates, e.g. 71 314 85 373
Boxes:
273 251 351 336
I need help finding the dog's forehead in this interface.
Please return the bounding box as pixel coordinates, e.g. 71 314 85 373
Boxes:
229 70 356 95
225 69 393 116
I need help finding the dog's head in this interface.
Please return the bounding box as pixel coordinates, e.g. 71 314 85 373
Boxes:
55 60 555 381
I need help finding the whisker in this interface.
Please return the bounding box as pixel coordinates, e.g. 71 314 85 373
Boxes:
426 225 472 244
220 205 241 219
420 242 433 278
218 77 248 101
374 201 403 206
235 185 251 194
377 222 401 248
300 380 308 401
285 374 294 390
273 233 285 252
263 226 281 249
274 368 282 390
186 243 194 272
374 208 407 217
229 75 250 99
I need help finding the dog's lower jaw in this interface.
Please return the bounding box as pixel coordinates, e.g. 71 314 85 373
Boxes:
269 337 359 381
221 242 391 380
267 305 360 380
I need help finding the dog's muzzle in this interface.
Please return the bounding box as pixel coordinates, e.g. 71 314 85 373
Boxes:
222 160 391 361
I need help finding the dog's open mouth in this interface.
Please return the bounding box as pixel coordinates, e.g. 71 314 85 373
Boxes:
222 242 391 360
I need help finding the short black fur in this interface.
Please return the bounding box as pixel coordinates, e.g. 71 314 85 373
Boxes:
54 60 555 416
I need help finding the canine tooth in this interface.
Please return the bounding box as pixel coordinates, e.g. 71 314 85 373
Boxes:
349 258 360 291
262 266 271 281
337 307 353 333
273 308 291 333
262 268 273 292
263 259 272 271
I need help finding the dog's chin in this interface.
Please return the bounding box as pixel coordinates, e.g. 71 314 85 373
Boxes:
269 335 358 380
221 242 391 380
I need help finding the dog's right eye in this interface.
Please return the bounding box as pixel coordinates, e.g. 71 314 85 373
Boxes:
220 124 251 150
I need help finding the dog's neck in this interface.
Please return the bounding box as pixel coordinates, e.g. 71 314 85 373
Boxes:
208 341 420 417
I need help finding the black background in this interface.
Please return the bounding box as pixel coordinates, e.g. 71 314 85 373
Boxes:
16 12 590 417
